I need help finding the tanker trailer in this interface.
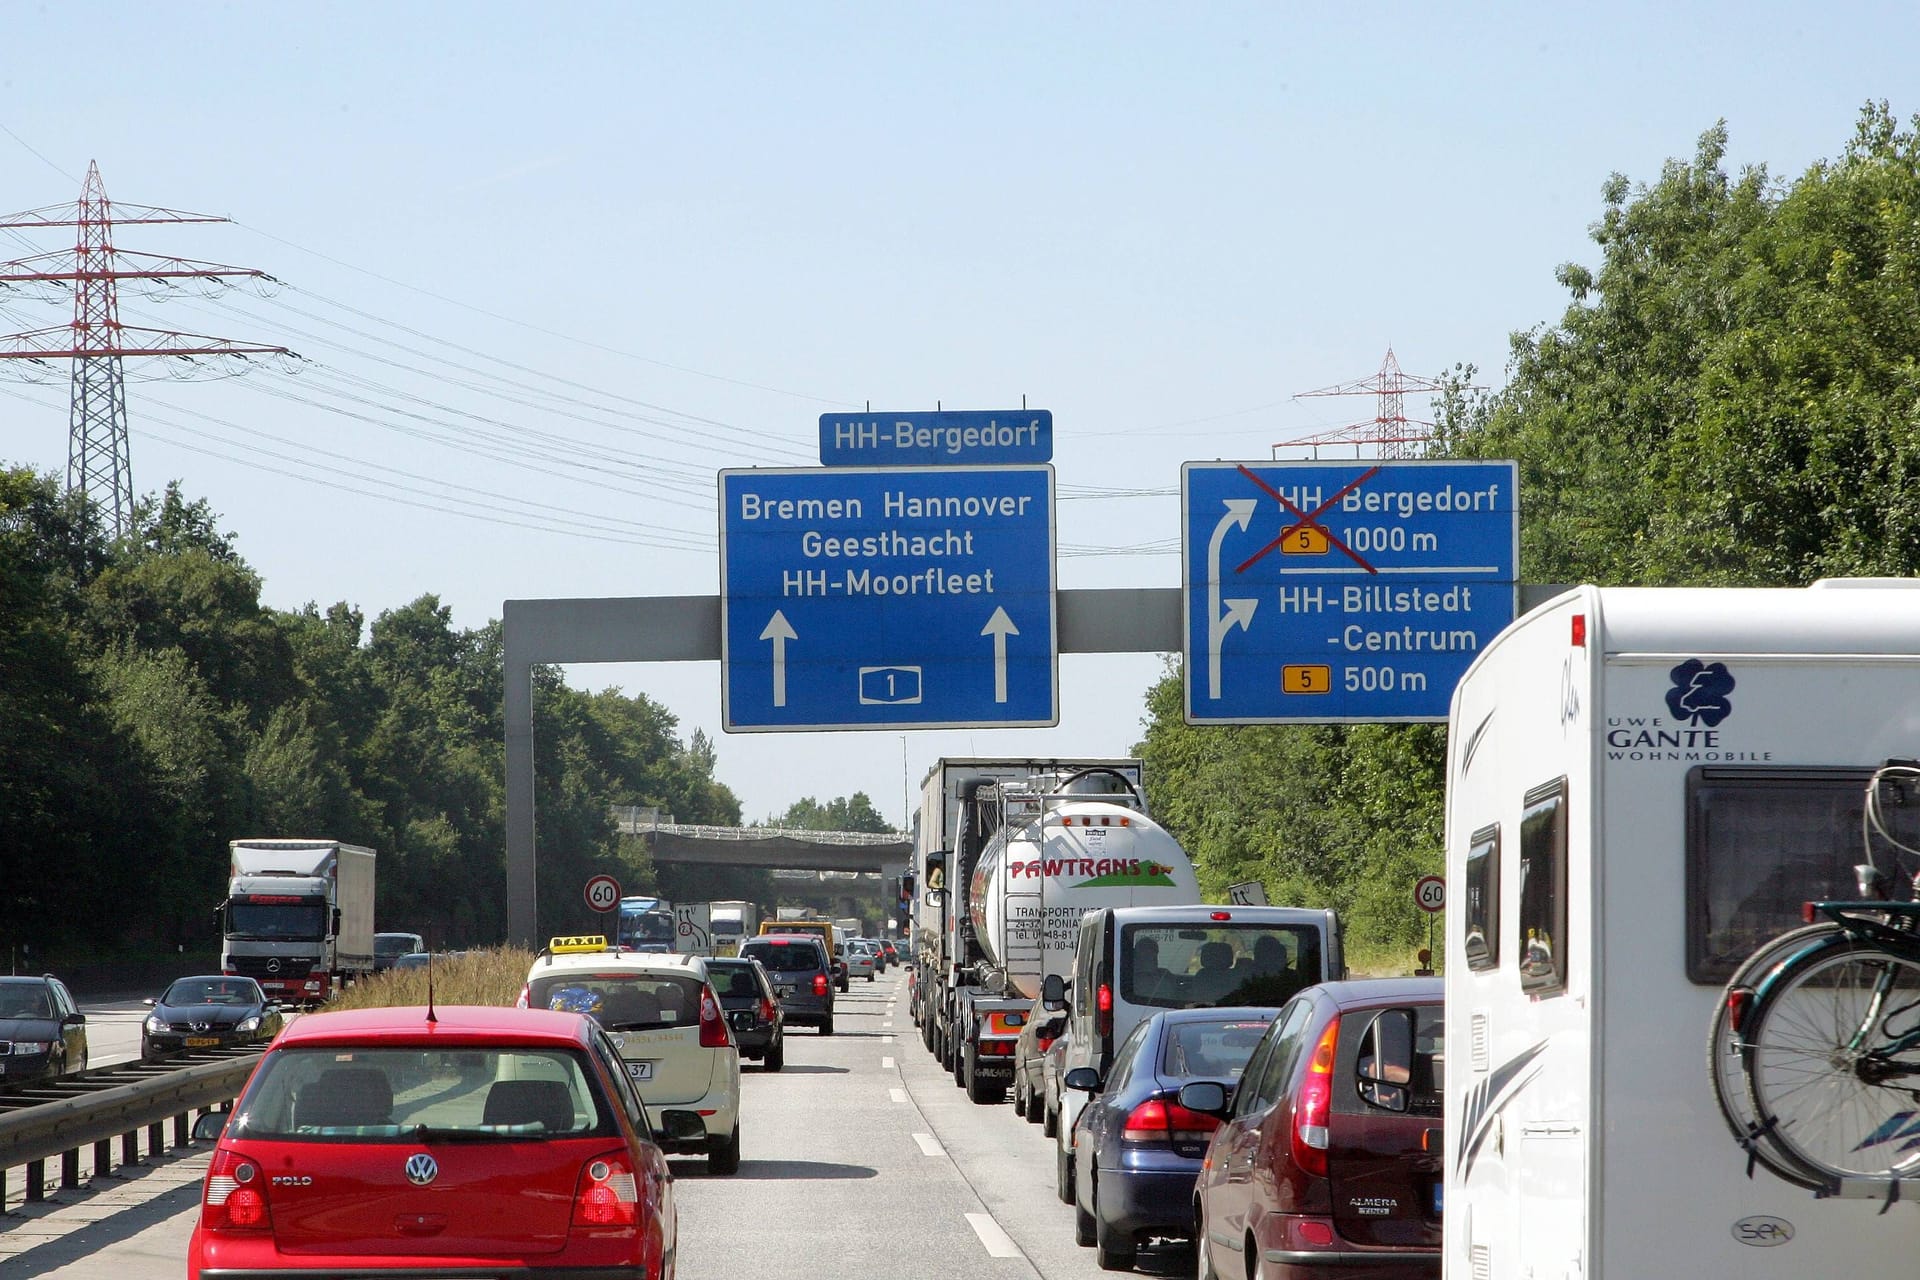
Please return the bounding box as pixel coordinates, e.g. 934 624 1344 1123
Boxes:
948 766 1201 1103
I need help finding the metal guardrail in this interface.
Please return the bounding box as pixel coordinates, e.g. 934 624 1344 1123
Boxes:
0 1050 260 1198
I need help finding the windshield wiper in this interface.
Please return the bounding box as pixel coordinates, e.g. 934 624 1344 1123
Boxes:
411 1124 514 1143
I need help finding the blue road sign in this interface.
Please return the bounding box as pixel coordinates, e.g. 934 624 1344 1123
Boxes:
720 465 1057 731
818 410 1053 467
1181 460 1518 723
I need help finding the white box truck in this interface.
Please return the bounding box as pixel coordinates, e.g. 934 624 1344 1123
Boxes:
219 838 375 1006
1443 583 1920 1280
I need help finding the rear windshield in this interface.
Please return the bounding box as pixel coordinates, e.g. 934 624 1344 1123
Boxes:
227 1045 611 1141
740 941 824 974
526 971 709 1031
1159 1017 1276 1080
1120 923 1324 1009
706 962 766 999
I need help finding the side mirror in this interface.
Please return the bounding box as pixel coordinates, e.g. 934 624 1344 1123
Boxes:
1040 973 1067 1012
331 907 342 935
192 1111 229 1142
1177 1080 1230 1116
1355 1008 1415 1113
1063 1066 1102 1093
658 1109 708 1142
923 850 949 901
143 997 157 1008
64 1012 86 1026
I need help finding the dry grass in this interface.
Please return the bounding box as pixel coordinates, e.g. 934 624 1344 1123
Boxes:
325 947 535 1011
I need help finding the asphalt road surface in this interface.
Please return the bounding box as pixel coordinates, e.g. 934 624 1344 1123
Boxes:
1 970 1194 1279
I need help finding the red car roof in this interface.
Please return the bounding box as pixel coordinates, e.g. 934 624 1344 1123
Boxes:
276 1005 590 1048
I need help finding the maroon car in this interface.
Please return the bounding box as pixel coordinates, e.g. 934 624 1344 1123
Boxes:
1187 978 1442 1279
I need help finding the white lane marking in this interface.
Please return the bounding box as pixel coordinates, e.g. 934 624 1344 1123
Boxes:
912 1132 944 1157
882 1056 895 1068
882 1021 894 1028
882 1034 895 1043
965 1211 1026 1260
890 1087 908 1103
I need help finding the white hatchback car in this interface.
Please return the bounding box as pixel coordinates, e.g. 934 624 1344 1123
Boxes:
845 941 877 981
518 935 742 1174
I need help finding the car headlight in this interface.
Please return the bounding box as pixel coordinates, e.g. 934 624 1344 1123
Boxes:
143 1016 163 1034
11 1040 51 1055
235 1016 261 1034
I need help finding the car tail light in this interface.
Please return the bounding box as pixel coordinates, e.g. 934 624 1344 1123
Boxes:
1096 982 1113 1038
981 1039 1015 1056
572 1152 639 1227
202 1149 269 1231
697 985 732 1048
1122 1096 1220 1148
1037 1035 1056 1052
759 996 777 1023
813 973 830 997
1291 1021 1340 1178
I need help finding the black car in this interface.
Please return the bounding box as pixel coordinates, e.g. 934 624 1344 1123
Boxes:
142 974 285 1061
0 974 88 1087
1065 1005 1282 1270
738 935 835 1035
707 956 785 1071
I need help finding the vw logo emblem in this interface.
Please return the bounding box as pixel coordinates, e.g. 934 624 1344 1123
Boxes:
265 958 282 974
405 1153 438 1186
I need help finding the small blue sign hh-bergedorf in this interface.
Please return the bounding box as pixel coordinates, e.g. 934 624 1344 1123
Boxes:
719 465 1058 731
1181 459 1518 724
818 410 1053 467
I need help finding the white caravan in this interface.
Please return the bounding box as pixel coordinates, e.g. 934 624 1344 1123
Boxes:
1444 583 1920 1279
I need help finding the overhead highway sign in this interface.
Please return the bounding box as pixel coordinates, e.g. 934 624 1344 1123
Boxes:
720 465 1057 731
817 410 1053 466
1182 459 1518 723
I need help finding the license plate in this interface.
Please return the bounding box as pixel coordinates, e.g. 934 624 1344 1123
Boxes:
186 1036 222 1047
774 985 795 997
626 1061 654 1081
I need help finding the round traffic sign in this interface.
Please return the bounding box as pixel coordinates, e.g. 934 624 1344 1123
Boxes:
584 874 621 913
1414 875 1445 914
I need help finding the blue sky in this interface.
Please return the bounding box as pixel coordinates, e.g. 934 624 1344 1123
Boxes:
3 4 1915 827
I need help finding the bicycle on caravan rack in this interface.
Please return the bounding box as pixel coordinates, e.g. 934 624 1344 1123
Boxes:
1712 760 1920 1203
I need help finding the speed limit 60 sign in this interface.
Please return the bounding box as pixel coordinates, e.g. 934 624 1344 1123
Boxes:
584 874 621 913
1413 875 1445 914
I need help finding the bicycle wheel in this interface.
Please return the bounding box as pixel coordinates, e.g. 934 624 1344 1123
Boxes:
1744 938 1920 1184
1706 924 1841 1190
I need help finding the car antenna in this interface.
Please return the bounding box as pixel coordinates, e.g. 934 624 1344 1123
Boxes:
425 951 438 1024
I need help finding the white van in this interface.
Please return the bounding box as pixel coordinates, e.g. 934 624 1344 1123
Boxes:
1443 583 1920 1280
1043 903 1344 1205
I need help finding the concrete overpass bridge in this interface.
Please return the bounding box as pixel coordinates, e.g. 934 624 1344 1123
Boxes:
614 810 910 874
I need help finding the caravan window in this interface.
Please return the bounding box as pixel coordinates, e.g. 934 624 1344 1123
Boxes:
1464 824 1500 972
1685 766 1920 984
1518 778 1568 997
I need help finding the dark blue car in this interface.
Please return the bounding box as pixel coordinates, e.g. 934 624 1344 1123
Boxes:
1065 1005 1280 1271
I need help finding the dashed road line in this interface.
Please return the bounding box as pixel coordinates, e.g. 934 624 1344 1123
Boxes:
882 1056 895 1068
890 1087 908 1103
911 1131 944 1157
965 1212 1026 1259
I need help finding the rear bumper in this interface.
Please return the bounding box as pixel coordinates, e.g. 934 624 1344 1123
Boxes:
1261 1248 1439 1274
1096 1165 1202 1237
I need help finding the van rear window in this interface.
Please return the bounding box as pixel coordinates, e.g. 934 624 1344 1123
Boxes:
1686 766 1920 983
1119 923 1323 1009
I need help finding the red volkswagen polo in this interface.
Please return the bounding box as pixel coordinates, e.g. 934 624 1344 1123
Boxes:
189 1004 695 1279
1186 978 1443 1279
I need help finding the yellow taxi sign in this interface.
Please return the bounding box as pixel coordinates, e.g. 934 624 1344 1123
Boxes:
549 934 610 953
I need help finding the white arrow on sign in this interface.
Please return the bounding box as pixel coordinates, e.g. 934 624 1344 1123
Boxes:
760 610 797 707
982 607 1019 703
1207 499 1260 699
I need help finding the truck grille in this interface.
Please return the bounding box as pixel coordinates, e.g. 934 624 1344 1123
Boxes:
228 956 315 980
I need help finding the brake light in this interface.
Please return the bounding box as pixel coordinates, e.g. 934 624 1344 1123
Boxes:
759 996 776 1022
201 1149 268 1231
1291 1021 1340 1178
572 1152 639 1227
1571 614 1586 647
1122 1096 1221 1146
980 1039 1016 1056
697 985 732 1048
1210 911 1232 921
813 973 830 997
1096 982 1113 1038
1037 1035 1056 1052
1801 901 1818 924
